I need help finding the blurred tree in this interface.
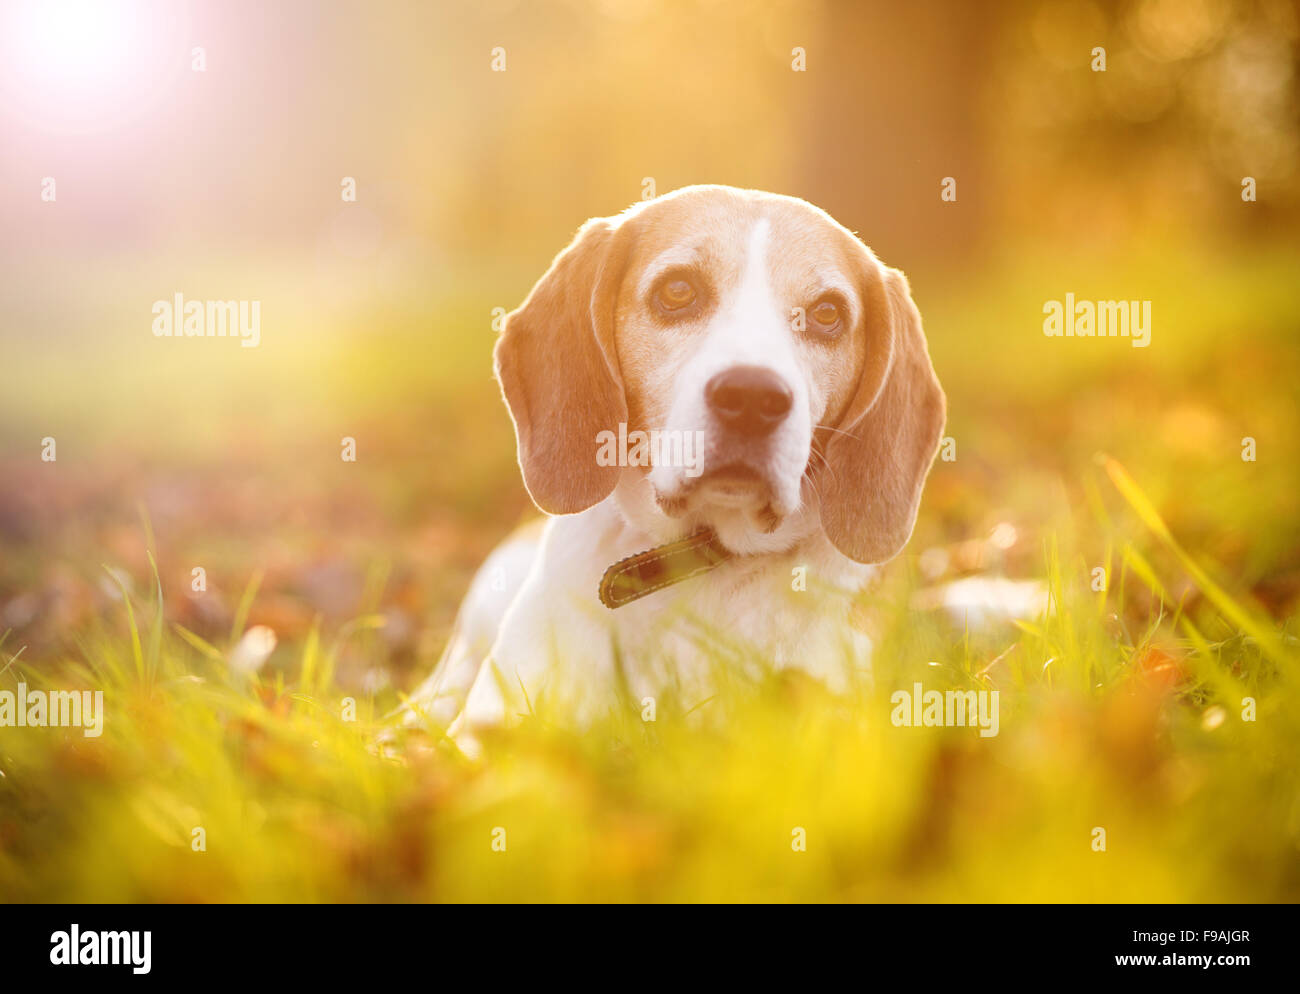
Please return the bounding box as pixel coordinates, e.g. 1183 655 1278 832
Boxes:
793 0 1000 263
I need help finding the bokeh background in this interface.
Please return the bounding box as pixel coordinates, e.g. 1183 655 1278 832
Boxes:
1 0 1298 902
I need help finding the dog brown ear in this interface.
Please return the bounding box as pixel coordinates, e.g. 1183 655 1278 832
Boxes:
819 265 946 564
494 217 630 514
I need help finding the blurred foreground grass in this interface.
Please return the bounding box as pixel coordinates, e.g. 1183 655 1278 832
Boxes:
0 238 1298 901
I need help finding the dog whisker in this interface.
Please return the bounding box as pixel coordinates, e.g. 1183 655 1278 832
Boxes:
814 422 863 444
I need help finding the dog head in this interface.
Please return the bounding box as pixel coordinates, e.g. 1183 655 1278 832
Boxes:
495 185 945 564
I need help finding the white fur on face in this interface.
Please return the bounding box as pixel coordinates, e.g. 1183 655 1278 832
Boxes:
646 217 817 527
611 188 872 555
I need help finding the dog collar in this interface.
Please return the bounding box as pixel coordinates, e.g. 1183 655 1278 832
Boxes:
598 529 733 609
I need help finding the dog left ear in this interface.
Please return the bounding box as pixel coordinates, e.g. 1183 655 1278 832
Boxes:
819 265 946 564
494 216 632 514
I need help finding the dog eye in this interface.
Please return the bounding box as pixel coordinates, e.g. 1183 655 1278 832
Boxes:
655 277 697 312
808 298 842 334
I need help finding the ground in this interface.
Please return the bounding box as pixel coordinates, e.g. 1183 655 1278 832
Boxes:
0 238 1297 901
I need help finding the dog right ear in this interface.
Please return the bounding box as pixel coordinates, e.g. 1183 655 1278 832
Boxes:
494 217 632 514
819 264 946 564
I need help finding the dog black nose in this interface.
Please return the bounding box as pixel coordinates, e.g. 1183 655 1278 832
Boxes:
705 366 793 436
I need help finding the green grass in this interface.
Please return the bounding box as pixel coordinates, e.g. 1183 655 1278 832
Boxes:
1 459 1296 902
1 240 1297 901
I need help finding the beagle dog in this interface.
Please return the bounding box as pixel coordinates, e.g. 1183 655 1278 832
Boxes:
410 185 945 748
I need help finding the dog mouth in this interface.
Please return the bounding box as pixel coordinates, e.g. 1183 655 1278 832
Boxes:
653 461 784 532
693 461 768 499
